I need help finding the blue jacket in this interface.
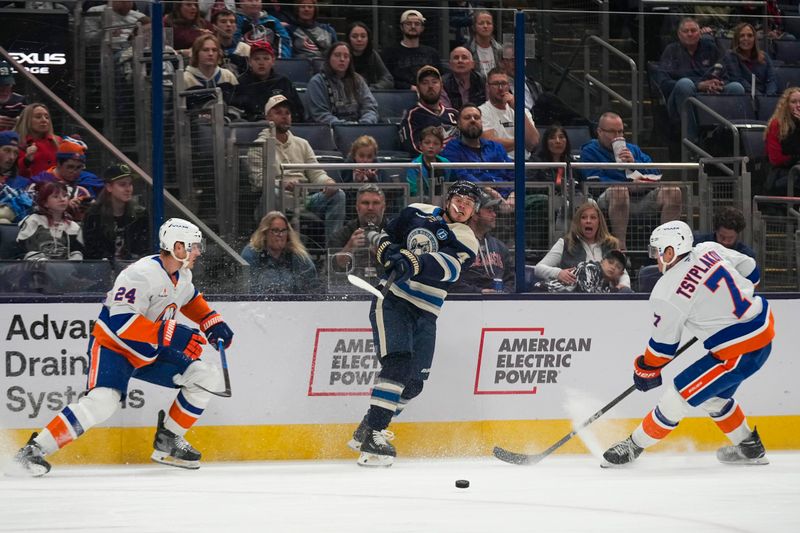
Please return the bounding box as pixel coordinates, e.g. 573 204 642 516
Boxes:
578 139 660 182
653 38 721 98
440 137 512 187
694 232 756 258
235 12 292 58
722 51 778 96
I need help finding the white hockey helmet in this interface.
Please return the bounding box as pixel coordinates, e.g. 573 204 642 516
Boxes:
159 218 203 254
649 220 693 265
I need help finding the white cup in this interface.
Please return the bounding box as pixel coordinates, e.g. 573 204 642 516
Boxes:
611 137 627 162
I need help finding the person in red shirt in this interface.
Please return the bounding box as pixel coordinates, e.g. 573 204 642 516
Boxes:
764 86 800 194
14 103 60 178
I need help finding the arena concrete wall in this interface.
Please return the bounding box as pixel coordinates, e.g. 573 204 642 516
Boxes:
1 298 798 465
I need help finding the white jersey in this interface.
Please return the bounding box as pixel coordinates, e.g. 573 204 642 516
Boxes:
646 242 774 362
478 101 533 160
91 255 210 368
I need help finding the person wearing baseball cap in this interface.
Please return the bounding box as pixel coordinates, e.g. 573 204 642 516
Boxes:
380 9 441 89
230 39 305 122
399 65 458 155
0 59 26 132
82 162 150 260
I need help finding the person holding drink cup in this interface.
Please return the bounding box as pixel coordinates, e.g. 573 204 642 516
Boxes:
578 112 681 250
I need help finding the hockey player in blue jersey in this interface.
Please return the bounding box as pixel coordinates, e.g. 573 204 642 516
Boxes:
348 181 481 467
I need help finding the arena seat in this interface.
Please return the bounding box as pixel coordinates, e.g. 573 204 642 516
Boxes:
637 264 662 293
775 65 800 91
756 95 780 122
371 90 418 124
332 123 408 161
275 58 313 85
291 123 343 162
0 224 20 260
773 40 800 65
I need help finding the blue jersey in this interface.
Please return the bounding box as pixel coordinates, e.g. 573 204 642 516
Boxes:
380 203 478 316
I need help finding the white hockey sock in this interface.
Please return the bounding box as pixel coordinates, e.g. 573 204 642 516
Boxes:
164 388 211 436
37 388 121 454
632 386 690 448
701 397 752 445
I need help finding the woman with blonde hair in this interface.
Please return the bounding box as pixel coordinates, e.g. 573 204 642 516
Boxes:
534 200 631 290
765 86 800 193
722 22 777 96
241 211 320 294
14 103 61 178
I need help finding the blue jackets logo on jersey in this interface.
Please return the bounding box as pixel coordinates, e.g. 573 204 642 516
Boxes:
407 228 439 256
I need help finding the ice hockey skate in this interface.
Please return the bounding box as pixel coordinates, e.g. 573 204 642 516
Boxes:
347 416 369 451
8 432 51 477
357 427 396 467
601 436 644 467
150 410 201 469
717 427 769 465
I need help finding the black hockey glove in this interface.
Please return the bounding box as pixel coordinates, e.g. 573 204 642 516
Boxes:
200 311 234 349
633 355 666 391
385 248 420 283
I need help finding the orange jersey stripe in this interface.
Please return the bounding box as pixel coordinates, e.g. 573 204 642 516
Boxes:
181 293 213 324
117 314 162 345
91 324 154 369
713 312 775 360
643 349 672 367
46 415 74 449
641 411 673 440
87 341 101 389
169 402 199 430
680 355 741 401
715 405 746 434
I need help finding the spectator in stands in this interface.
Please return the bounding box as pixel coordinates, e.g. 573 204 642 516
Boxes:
17 181 84 261
164 0 212 54
533 248 628 293
381 10 441 90
85 1 147 48
765 86 800 194
399 66 459 154
406 125 453 197
82 163 150 260
479 67 539 160
31 136 97 221
211 7 249 74
249 95 345 245
328 183 389 271
441 104 514 207
722 23 777 97
183 34 239 109
441 46 486 111
230 40 304 122
694 206 756 258
534 200 631 291
451 191 514 293
579 112 681 250
466 10 502 78
14 103 60 179
235 0 291 58
306 42 379 125
287 0 336 61
0 60 26 132
241 210 320 294
499 43 536 115
531 124 572 188
340 135 387 184
347 22 394 90
653 17 744 140
0 131 33 224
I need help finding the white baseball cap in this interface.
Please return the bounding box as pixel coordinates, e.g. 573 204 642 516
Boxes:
264 94 289 116
400 10 425 24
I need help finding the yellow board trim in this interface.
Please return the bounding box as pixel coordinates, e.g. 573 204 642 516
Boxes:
3 416 799 465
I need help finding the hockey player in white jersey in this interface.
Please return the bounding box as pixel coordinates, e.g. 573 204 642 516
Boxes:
349 181 480 467
12 218 234 476
603 220 775 467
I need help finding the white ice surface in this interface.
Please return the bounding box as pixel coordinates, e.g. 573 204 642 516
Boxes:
1 453 799 533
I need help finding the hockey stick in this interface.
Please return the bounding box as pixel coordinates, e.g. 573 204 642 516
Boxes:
197 339 232 398
492 336 699 465
347 270 397 299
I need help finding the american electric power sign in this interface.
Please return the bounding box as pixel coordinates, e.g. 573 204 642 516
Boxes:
308 327 591 396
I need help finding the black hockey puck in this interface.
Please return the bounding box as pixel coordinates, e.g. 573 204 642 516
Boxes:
455 479 470 489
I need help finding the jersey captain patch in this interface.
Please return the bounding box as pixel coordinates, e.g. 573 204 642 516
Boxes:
407 228 439 256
